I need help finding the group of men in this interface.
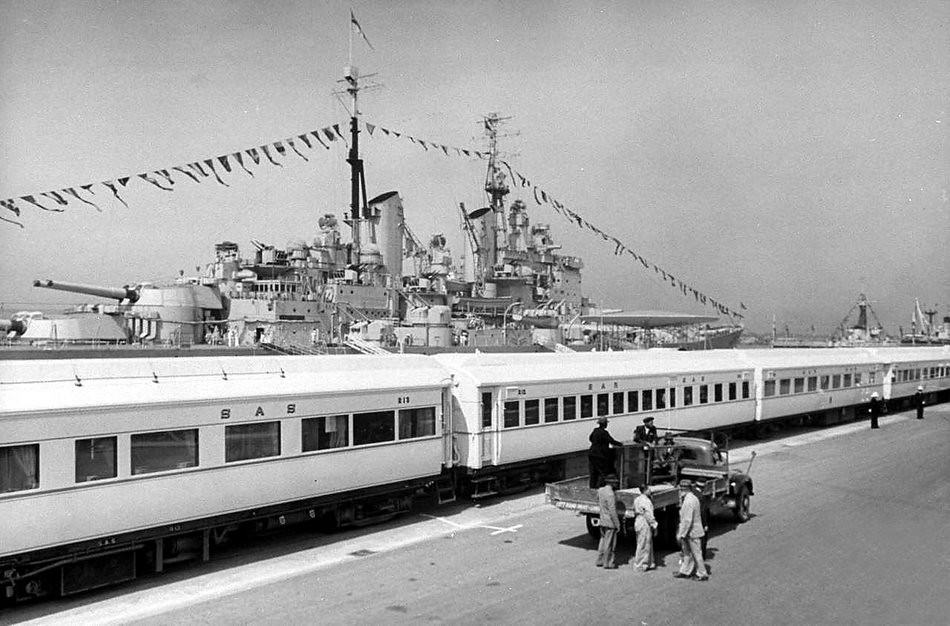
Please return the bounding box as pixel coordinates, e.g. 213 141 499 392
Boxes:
868 386 926 429
589 417 710 581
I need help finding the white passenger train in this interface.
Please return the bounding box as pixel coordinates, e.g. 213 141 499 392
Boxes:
1 346 948 601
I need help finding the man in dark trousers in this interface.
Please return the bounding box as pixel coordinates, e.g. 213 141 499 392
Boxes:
595 475 621 569
588 416 623 488
915 386 926 420
633 416 658 444
869 392 882 429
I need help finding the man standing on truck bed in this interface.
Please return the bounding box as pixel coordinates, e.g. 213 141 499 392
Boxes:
595 475 621 569
633 416 658 444
588 417 623 488
674 479 709 581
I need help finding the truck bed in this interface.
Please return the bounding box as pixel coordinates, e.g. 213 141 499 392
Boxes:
545 476 680 518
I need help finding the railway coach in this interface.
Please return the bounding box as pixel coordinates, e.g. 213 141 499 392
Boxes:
0 354 453 602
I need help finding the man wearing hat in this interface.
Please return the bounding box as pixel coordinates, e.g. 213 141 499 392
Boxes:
633 416 658 444
588 417 623 488
914 386 926 420
868 392 882 429
595 475 621 569
673 479 709 581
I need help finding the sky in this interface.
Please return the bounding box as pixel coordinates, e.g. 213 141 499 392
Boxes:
0 0 947 335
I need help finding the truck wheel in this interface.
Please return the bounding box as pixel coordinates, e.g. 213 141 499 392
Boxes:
734 488 751 523
585 515 599 541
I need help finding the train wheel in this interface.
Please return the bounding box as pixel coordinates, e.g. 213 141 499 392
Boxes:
734 488 751 523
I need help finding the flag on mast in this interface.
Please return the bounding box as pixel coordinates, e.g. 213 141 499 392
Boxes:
350 10 374 50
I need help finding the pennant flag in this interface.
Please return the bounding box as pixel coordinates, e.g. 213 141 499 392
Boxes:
273 141 287 157
323 128 336 142
332 124 344 139
203 158 230 185
639 257 649 268
440 145 449 155
260 145 282 167
533 187 542 205
118 177 130 187
217 155 233 173
22 194 60 212
139 172 173 191
461 149 471 157
233 151 254 177
1 198 21 216
157 170 176 186
64 187 101 211
189 162 209 177
310 130 329 149
246 148 261 164
393 131 401 137
366 123 376 135
41 191 69 206
0 212 23 228
408 135 416 144
80 184 96 193
740 302 748 310
381 127 391 136
287 138 309 161
350 9 375 51
103 181 129 208
418 139 428 150
614 241 624 255
297 134 313 149
540 190 548 203
173 166 201 183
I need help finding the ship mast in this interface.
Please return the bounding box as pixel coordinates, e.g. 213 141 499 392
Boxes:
341 64 369 256
478 113 511 290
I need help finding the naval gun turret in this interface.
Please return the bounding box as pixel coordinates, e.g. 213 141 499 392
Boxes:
33 279 140 303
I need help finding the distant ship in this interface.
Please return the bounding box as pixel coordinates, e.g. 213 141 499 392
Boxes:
2 66 740 356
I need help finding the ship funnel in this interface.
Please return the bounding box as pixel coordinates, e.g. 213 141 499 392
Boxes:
33 279 139 303
368 191 404 281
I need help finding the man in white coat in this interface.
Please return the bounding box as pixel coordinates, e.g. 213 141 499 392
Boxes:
673 479 709 581
632 484 658 571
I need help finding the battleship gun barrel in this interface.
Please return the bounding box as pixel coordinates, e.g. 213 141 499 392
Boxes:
33 279 139 303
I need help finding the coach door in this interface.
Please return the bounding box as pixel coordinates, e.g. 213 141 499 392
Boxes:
479 389 500 466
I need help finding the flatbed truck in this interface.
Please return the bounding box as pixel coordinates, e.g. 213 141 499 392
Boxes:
545 436 754 543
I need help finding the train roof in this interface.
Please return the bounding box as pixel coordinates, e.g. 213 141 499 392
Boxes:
0 354 450 414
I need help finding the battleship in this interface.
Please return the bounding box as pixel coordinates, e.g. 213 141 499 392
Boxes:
1 66 742 356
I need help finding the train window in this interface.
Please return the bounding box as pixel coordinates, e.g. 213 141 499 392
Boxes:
525 399 541 425
627 391 639 412
669 387 677 408
641 390 653 411
742 381 750 399
655 389 666 410
699 385 709 404
764 381 775 397
915 369 921 380
713 384 722 402
728 382 737 401
131 429 198 475
353 411 396 445
75 437 117 482
563 396 578 420
794 378 804 393
820 375 830 389
226 422 281 462
504 401 520 428
0 444 39 493
581 395 594 418
868 372 876 384
302 415 349 451
779 379 790 395
398 407 437 439
481 392 493 429
612 392 625 414
854 373 862 385
596 394 610 417
683 386 694 405
544 398 559 423
843 374 851 387
832 375 841 388
807 377 817 392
